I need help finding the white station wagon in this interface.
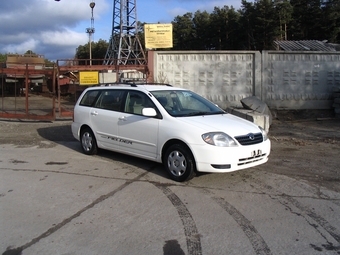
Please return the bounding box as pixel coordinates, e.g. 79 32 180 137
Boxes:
72 83 271 182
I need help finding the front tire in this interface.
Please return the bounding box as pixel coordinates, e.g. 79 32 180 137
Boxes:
164 144 196 182
80 127 98 155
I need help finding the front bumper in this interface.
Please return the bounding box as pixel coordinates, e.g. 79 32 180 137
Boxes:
191 139 271 173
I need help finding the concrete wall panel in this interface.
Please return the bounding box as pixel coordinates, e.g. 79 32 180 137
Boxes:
262 51 340 109
149 50 340 110
150 51 261 109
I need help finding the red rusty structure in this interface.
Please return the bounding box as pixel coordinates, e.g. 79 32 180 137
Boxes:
0 54 148 120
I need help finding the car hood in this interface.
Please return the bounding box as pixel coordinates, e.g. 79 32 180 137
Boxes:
177 113 261 136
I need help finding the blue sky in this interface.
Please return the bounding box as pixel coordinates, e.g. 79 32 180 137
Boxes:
0 0 243 61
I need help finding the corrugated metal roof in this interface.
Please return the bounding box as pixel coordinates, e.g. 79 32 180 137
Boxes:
274 40 337 52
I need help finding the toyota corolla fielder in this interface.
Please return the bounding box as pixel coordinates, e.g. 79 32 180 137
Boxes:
72 83 271 182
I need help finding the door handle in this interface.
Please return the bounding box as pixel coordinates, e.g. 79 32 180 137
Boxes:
91 111 98 116
119 116 127 121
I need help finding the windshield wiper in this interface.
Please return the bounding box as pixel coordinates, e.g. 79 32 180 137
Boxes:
188 111 225 116
187 111 212 116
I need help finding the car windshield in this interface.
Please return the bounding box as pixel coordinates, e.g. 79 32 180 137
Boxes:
151 90 225 117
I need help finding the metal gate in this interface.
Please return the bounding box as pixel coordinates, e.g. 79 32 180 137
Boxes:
1 57 148 121
0 64 57 121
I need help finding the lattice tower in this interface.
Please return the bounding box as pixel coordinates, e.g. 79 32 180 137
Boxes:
103 0 146 65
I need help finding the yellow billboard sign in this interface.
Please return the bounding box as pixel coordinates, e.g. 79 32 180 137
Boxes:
79 71 99 85
144 24 173 49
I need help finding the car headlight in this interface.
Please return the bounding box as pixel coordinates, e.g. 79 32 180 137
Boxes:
259 126 268 141
202 132 238 147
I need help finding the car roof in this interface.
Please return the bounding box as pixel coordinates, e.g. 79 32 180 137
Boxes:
84 83 187 92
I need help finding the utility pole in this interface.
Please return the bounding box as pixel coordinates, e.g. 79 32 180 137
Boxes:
86 2 95 65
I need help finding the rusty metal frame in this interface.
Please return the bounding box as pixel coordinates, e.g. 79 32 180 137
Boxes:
1 58 149 121
54 59 148 118
0 64 56 120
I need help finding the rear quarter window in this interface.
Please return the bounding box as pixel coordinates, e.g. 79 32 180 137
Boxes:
94 90 125 111
79 90 100 106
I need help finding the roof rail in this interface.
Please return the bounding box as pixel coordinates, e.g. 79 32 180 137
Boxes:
102 82 137 87
97 82 172 87
143 82 172 87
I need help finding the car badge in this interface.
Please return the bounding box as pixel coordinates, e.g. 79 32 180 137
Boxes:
248 133 255 140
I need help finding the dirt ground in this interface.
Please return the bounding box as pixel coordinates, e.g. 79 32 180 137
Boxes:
0 109 339 192
268 109 340 192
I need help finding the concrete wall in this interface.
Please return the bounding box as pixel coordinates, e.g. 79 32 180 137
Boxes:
262 51 340 109
148 51 261 109
148 50 340 110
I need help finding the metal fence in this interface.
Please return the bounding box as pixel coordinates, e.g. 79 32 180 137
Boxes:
0 65 56 120
0 59 148 120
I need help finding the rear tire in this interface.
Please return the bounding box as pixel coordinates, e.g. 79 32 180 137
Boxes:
164 144 196 182
80 127 98 155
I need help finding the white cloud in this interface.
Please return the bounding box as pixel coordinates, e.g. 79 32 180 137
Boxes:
41 30 88 47
0 0 109 60
3 38 39 55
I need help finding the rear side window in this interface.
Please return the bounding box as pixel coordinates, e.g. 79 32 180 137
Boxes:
95 90 125 111
79 90 100 107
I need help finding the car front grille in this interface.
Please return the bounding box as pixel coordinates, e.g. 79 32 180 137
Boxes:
238 153 267 166
234 133 263 145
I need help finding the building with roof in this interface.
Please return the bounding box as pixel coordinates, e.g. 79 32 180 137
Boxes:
273 40 340 52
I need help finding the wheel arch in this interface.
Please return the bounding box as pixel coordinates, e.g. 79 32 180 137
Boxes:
79 125 98 155
161 139 196 167
79 124 99 144
79 124 92 137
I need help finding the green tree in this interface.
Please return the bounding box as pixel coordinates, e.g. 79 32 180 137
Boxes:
75 39 109 65
239 0 257 49
290 0 324 40
210 6 241 50
239 0 280 50
192 10 212 49
92 39 109 61
321 0 340 43
172 13 195 50
274 0 293 40
25 50 35 55
137 21 146 51
225 7 242 49
255 0 280 49
0 53 6 63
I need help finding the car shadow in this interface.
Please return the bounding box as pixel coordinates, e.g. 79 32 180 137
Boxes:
37 124 171 180
37 124 77 143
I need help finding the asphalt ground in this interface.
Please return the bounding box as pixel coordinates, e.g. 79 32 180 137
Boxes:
0 115 340 255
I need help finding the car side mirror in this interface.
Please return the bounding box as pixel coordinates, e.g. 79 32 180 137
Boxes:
142 108 157 117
